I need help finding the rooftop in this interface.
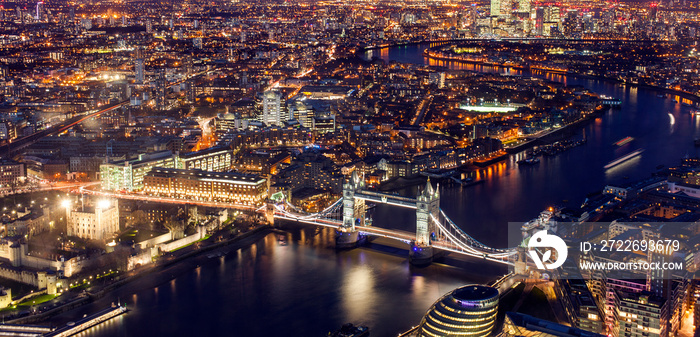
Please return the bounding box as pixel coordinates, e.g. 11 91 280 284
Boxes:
148 167 265 184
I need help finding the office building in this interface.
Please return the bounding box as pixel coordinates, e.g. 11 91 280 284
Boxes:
617 291 668 337
177 146 233 172
491 0 502 16
100 151 179 191
503 312 607 337
557 279 605 334
417 285 499 337
135 58 145 83
35 1 43 21
0 159 26 187
519 0 531 13
261 90 282 126
288 100 314 128
535 7 545 36
143 168 267 206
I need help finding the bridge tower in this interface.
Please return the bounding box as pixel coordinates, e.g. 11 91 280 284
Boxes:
337 171 366 248
411 179 440 265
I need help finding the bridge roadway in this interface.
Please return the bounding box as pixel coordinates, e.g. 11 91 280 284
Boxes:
75 184 515 265
273 212 514 265
274 212 412 240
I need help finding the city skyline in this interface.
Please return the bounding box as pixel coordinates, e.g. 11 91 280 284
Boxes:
0 0 699 336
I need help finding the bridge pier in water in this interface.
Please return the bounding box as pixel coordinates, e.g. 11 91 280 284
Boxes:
336 231 364 249
409 244 434 266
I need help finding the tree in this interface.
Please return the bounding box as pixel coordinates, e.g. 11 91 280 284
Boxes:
163 216 184 240
188 206 200 225
126 210 149 228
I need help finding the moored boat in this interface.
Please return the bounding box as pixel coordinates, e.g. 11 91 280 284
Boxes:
517 157 541 165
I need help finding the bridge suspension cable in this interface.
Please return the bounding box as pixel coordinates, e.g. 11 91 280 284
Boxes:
437 209 515 255
274 198 343 221
430 211 517 261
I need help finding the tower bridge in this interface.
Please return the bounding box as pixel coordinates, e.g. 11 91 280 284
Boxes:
272 172 518 266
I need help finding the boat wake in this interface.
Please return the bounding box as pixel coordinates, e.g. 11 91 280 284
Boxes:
605 149 644 169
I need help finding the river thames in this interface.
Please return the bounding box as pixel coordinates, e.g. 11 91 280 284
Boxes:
53 43 700 336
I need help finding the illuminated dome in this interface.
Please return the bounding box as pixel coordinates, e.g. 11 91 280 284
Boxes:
417 284 499 337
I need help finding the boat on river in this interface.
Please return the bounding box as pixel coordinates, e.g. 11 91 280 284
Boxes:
614 136 633 146
604 149 644 169
517 157 540 165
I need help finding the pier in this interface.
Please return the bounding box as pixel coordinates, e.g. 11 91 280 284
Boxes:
44 305 127 337
0 324 52 337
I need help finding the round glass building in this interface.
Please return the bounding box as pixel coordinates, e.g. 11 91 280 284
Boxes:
417 284 499 337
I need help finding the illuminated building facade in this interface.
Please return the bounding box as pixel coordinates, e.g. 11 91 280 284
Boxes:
0 159 26 187
312 115 336 133
177 146 232 172
556 278 604 334
288 100 314 128
490 0 502 17
234 150 291 175
518 0 531 13
100 151 179 191
216 113 240 134
143 168 267 206
617 291 668 337
135 58 145 84
100 148 232 191
225 127 311 151
417 285 499 337
0 121 16 142
261 90 282 126
67 200 120 241
298 86 353 100
503 312 607 337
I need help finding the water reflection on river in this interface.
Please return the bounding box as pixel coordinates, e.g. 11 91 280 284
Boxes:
54 228 501 337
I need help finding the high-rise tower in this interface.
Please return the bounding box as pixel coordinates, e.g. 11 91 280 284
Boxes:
261 91 282 126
